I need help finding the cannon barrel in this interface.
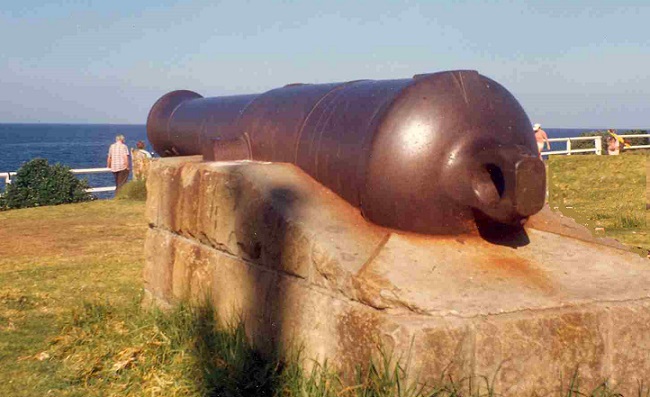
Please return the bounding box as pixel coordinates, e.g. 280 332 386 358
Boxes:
147 70 546 235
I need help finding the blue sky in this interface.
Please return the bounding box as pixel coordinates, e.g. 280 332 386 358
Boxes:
1 0 648 128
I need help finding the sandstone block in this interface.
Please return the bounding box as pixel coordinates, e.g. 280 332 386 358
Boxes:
208 244 279 335
146 159 387 285
194 166 241 254
145 156 202 230
383 317 474 385
474 309 608 395
143 228 175 303
609 300 650 394
144 157 650 396
170 234 215 302
176 165 201 236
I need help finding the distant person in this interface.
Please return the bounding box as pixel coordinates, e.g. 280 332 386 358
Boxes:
533 123 550 158
607 134 620 156
131 141 152 181
107 135 130 196
607 129 629 155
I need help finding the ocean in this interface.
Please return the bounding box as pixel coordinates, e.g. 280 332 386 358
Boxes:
0 123 148 197
0 123 645 197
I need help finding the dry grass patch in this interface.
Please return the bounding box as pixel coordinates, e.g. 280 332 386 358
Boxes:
0 200 146 396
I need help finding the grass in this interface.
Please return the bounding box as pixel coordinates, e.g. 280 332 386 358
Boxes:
1 166 648 396
116 179 148 201
1 199 487 396
547 153 650 253
0 200 146 396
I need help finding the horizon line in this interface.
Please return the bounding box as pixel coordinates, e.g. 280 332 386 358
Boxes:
1 121 649 131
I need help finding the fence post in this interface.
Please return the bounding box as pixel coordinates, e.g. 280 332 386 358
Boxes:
566 139 572 155
594 136 602 155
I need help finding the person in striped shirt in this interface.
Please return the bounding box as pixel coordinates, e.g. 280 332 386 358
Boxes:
107 135 130 196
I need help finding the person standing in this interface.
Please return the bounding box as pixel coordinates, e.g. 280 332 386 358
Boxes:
533 123 550 158
131 140 152 180
107 135 130 196
606 135 620 155
607 129 629 155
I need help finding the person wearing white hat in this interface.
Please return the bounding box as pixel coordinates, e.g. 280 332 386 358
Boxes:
533 123 550 158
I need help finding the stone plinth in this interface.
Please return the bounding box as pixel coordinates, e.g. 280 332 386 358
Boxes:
144 156 650 396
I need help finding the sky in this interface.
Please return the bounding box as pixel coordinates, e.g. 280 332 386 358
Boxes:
0 0 648 128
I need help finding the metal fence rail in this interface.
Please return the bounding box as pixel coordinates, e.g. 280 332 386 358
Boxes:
1 167 115 193
541 134 650 157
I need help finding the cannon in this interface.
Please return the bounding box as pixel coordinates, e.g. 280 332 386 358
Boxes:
147 70 545 235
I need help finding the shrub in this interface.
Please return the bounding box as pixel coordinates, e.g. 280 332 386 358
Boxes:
115 179 147 201
1 158 92 209
619 129 650 147
570 130 608 153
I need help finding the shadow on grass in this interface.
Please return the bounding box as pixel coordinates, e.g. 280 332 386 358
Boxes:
162 305 280 397
49 299 650 397
154 302 473 397
163 304 645 397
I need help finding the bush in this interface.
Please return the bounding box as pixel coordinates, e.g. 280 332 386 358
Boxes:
115 179 147 201
0 158 92 210
570 130 608 153
619 129 650 147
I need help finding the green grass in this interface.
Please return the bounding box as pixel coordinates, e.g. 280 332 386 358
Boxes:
116 179 147 201
0 200 146 396
23 297 635 397
1 182 647 396
547 153 649 252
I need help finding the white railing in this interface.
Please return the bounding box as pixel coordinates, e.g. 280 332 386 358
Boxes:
615 134 650 149
541 134 650 156
0 167 115 193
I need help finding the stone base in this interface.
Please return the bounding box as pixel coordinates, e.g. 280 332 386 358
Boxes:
144 156 650 396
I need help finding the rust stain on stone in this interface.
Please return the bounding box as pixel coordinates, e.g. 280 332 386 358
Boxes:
336 309 381 380
391 229 481 247
480 254 555 294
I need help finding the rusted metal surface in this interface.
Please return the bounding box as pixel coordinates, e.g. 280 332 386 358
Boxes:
147 70 545 235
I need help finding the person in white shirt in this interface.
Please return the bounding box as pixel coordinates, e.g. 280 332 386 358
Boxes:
107 135 130 195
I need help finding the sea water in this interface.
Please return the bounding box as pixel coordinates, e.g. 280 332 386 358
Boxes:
0 123 147 197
